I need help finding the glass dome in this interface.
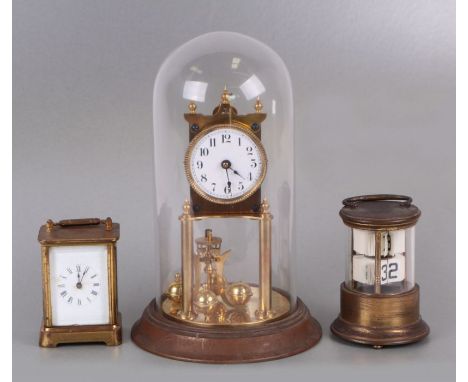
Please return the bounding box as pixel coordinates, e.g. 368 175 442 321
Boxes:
152 31 295 326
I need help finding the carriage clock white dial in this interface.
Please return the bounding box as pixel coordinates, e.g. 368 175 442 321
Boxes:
184 125 267 204
49 245 110 326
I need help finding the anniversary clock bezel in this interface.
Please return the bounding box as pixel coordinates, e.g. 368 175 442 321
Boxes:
184 123 268 205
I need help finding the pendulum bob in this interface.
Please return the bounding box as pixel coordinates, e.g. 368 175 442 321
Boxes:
193 285 218 317
204 302 228 324
163 273 183 314
226 307 251 324
224 282 253 306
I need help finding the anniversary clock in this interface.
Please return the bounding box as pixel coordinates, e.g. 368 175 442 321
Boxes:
330 195 430 347
38 218 121 347
131 31 321 363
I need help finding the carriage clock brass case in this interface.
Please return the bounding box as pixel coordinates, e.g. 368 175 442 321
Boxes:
38 218 121 347
331 195 429 348
131 31 321 363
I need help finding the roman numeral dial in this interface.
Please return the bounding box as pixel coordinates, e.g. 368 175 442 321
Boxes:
185 125 267 204
55 264 101 306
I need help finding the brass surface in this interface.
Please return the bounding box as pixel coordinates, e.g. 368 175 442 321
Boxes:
257 199 272 318
161 285 290 327
179 201 195 320
184 123 268 205
340 283 420 327
254 97 263 112
38 218 121 347
330 282 429 346
39 313 122 347
224 283 253 306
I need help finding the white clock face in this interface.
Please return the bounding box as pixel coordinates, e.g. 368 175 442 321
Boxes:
49 245 110 326
185 125 267 203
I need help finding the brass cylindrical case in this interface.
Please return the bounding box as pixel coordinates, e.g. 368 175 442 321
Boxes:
331 283 429 346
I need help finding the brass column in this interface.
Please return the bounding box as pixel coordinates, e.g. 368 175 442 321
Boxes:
257 199 272 319
180 200 195 319
374 232 382 294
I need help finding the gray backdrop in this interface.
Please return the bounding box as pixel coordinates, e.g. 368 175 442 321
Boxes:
13 1 455 381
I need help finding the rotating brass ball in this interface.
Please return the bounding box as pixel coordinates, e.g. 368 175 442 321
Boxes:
225 282 253 306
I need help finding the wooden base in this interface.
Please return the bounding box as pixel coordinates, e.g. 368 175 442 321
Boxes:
330 283 429 347
131 298 321 363
39 313 122 347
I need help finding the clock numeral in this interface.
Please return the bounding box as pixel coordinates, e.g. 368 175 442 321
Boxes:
388 262 399 279
66 267 72 274
67 296 73 304
93 283 100 287
250 158 257 168
200 147 209 156
77 299 82 306
60 290 67 297
224 186 232 195
249 172 253 181
76 264 81 273
91 274 97 279
211 182 216 192
246 146 253 155
200 174 208 182
237 182 244 191
222 134 231 143
196 160 203 169
238 137 242 146
209 138 216 147
91 290 98 296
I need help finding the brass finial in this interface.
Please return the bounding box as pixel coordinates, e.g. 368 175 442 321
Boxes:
205 229 213 242
105 217 113 231
255 96 263 112
46 219 54 232
188 101 197 113
221 86 231 104
182 200 191 215
260 198 270 213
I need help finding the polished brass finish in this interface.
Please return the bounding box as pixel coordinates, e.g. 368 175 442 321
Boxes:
165 273 183 304
374 231 381 294
188 101 197 113
225 283 253 306
179 201 196 320
40 314 122 347
256 199 273 319
162 285 290 327
331 283 429 346
254 97 263 112
193 285 218 316
184 123 268 205
38 218 121 347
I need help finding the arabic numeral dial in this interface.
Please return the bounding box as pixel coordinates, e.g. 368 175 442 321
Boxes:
187 126 266 202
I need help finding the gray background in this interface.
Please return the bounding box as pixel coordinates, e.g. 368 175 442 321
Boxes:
13 1 455 381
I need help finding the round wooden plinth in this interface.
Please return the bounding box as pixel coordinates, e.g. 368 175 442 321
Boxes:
330 283 429 347
131 298 321 363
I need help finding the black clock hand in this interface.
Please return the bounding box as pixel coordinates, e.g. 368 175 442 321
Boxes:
229 167 245 180
225 169 232 188
80 267 89 282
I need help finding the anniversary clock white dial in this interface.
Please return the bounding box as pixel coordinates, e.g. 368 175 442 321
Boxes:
49 245 110 326
185 125 267 204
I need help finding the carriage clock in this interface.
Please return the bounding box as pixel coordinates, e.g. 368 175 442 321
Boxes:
38 218 121 347
131 31 321 363
331 195 429 348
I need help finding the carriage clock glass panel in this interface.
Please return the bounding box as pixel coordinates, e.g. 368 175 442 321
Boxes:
131 31 321 363
331 195 429 348
49 245 109 325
